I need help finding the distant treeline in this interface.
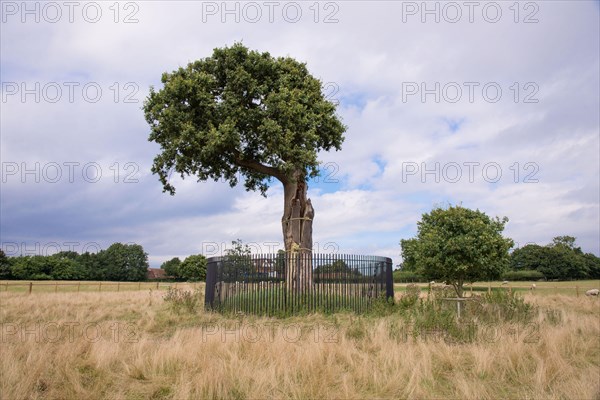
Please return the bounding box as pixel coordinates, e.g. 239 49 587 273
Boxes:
394 236 600 283
0 243 149 281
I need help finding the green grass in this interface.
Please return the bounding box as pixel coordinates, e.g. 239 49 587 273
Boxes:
393 280 600 296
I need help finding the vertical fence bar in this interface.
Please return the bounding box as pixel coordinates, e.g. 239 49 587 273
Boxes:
330 253 334 311
303 252 308 313
240 258 244 313
307 252 311 313
362 258 366 313
252 255 256 315
359 258 363 313
259 256 263 315
385 260 394 302
248 256 252 315
345 255 349 311
205 260 218 310
29 282 33 294
258 255 262 314
279 253 284 315
350 255 355 312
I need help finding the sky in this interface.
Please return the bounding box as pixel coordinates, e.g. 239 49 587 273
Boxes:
1 0 599 268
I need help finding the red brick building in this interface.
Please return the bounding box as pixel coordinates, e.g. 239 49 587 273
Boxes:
146 268 170 280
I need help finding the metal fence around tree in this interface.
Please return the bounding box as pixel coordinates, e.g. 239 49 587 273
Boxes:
205 253 394 315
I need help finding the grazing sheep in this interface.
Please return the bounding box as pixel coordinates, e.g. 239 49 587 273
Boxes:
430 281 436 285
530 283 536 290
585 289 599 296
502 281 509 285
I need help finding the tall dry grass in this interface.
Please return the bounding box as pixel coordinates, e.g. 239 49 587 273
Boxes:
1 290 598 399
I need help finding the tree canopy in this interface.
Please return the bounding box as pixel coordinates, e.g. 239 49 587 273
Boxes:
2 243 149 281
401 205 514 297
179 254 207 281
102 243 149 281
510 237 600 280
160 257 182 278
143 42 346 196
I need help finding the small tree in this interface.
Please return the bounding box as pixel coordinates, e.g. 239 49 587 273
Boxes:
179 254 207 281
101 243 149 281
161 257 182 279
225 239 252 258
221 239 253 281
402 205 514 297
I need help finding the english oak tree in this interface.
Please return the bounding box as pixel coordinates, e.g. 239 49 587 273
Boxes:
143 43 346 290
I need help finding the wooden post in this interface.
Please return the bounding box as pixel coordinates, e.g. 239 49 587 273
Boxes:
29 282 33 294
576 286 579 297
470 284 473 297
156 281 159 290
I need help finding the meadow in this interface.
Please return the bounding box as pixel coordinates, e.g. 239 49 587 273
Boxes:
395 280 600 297
1 281 599 399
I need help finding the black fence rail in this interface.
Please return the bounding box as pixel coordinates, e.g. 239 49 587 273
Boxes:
205 253 394 315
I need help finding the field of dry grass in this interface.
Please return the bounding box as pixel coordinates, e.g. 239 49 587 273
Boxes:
0 281 188 294
1 284 599 399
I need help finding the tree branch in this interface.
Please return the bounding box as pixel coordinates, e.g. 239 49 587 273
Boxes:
232 150 287 183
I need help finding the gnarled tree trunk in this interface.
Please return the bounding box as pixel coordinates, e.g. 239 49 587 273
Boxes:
281 170 313 292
